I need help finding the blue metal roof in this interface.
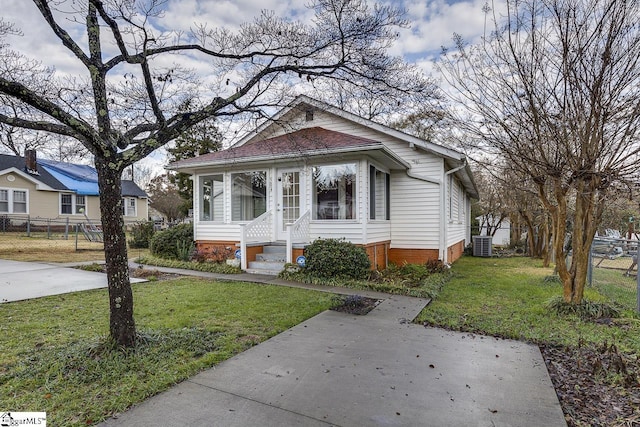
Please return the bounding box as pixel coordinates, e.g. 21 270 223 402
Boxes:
38 159 100 195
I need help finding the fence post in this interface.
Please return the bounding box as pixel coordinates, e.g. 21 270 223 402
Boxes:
65 217 69 240
27 215 31 237
47 218 51 239
75 223 79 251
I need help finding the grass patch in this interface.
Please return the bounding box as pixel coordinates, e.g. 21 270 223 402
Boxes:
0 278 333 425
416 256 640 352
136 255 241 274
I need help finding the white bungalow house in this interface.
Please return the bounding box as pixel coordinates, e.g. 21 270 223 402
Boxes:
168 96 478 273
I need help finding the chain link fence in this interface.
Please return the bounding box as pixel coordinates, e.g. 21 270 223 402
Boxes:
0 215 130 256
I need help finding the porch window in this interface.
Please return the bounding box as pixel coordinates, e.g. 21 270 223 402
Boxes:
200 175 224 221
0 188 28 214
312 163 356 220
231 171 267 221
369 166 390 220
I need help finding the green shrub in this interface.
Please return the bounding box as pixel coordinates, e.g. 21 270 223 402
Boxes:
150 223 193 259
128 221 155 249
304 238 370 280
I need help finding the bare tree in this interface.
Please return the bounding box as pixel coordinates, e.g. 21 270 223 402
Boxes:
147 174 184 224
0 0 427 346
440 0 640 304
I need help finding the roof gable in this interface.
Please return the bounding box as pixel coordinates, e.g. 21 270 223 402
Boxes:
235 95 465 162
0 154 67 191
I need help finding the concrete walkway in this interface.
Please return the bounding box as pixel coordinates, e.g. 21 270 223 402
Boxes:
98 263 566 427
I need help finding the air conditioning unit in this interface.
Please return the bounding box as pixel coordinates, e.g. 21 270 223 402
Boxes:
473 236 492 257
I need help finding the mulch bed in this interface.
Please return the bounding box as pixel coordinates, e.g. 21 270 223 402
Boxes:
330 295 381 315
541 343 640 426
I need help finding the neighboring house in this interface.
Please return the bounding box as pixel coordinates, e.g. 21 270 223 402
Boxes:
0 150 148 223
169 96 478 272
476 215 511 246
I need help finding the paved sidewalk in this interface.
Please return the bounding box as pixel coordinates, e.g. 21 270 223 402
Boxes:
99 266 567 427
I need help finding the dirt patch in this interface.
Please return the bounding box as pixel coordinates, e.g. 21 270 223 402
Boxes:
330 295 381 315
541 343 640 426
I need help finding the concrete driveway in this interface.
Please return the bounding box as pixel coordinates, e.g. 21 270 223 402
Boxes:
0 259 144 303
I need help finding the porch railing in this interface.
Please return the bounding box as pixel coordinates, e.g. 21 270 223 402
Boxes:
240 209 274 270
286 210 311 264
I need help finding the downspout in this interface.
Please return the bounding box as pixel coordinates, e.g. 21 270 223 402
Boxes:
442 160 468 263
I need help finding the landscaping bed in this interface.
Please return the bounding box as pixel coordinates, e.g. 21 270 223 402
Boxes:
76 263 183 281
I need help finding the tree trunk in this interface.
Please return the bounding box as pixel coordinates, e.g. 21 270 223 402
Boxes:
541 214 551 268
95 157 136 347
564 179 602 304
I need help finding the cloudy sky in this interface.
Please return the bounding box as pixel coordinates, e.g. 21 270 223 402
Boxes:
2 0 503 174
4 0 499 74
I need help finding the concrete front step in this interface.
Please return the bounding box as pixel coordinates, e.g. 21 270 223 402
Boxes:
256 253 286 262
247 260 285 272
262 245 286 254
245 268 281 276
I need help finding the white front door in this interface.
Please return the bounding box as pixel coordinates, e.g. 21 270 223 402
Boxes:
276 169 303 241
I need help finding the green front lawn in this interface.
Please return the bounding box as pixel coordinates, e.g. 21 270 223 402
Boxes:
416 256 640 352
0 278 333 426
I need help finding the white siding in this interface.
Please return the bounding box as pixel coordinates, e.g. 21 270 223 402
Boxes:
446 178 467 247
366 222 391 243
390 171 440 249
310 221 365 244
195 222 242 242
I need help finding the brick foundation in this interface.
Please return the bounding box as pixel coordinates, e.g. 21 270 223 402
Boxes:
447 240 465 263
388 248 440 265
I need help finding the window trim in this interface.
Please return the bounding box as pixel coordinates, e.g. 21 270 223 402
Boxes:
0 187 29 214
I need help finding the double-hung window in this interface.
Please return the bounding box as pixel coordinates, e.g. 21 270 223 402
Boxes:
60 193 87 215
0 188 28 214
122 197 137 217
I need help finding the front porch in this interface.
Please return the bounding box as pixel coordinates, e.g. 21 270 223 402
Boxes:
240 208 311 273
